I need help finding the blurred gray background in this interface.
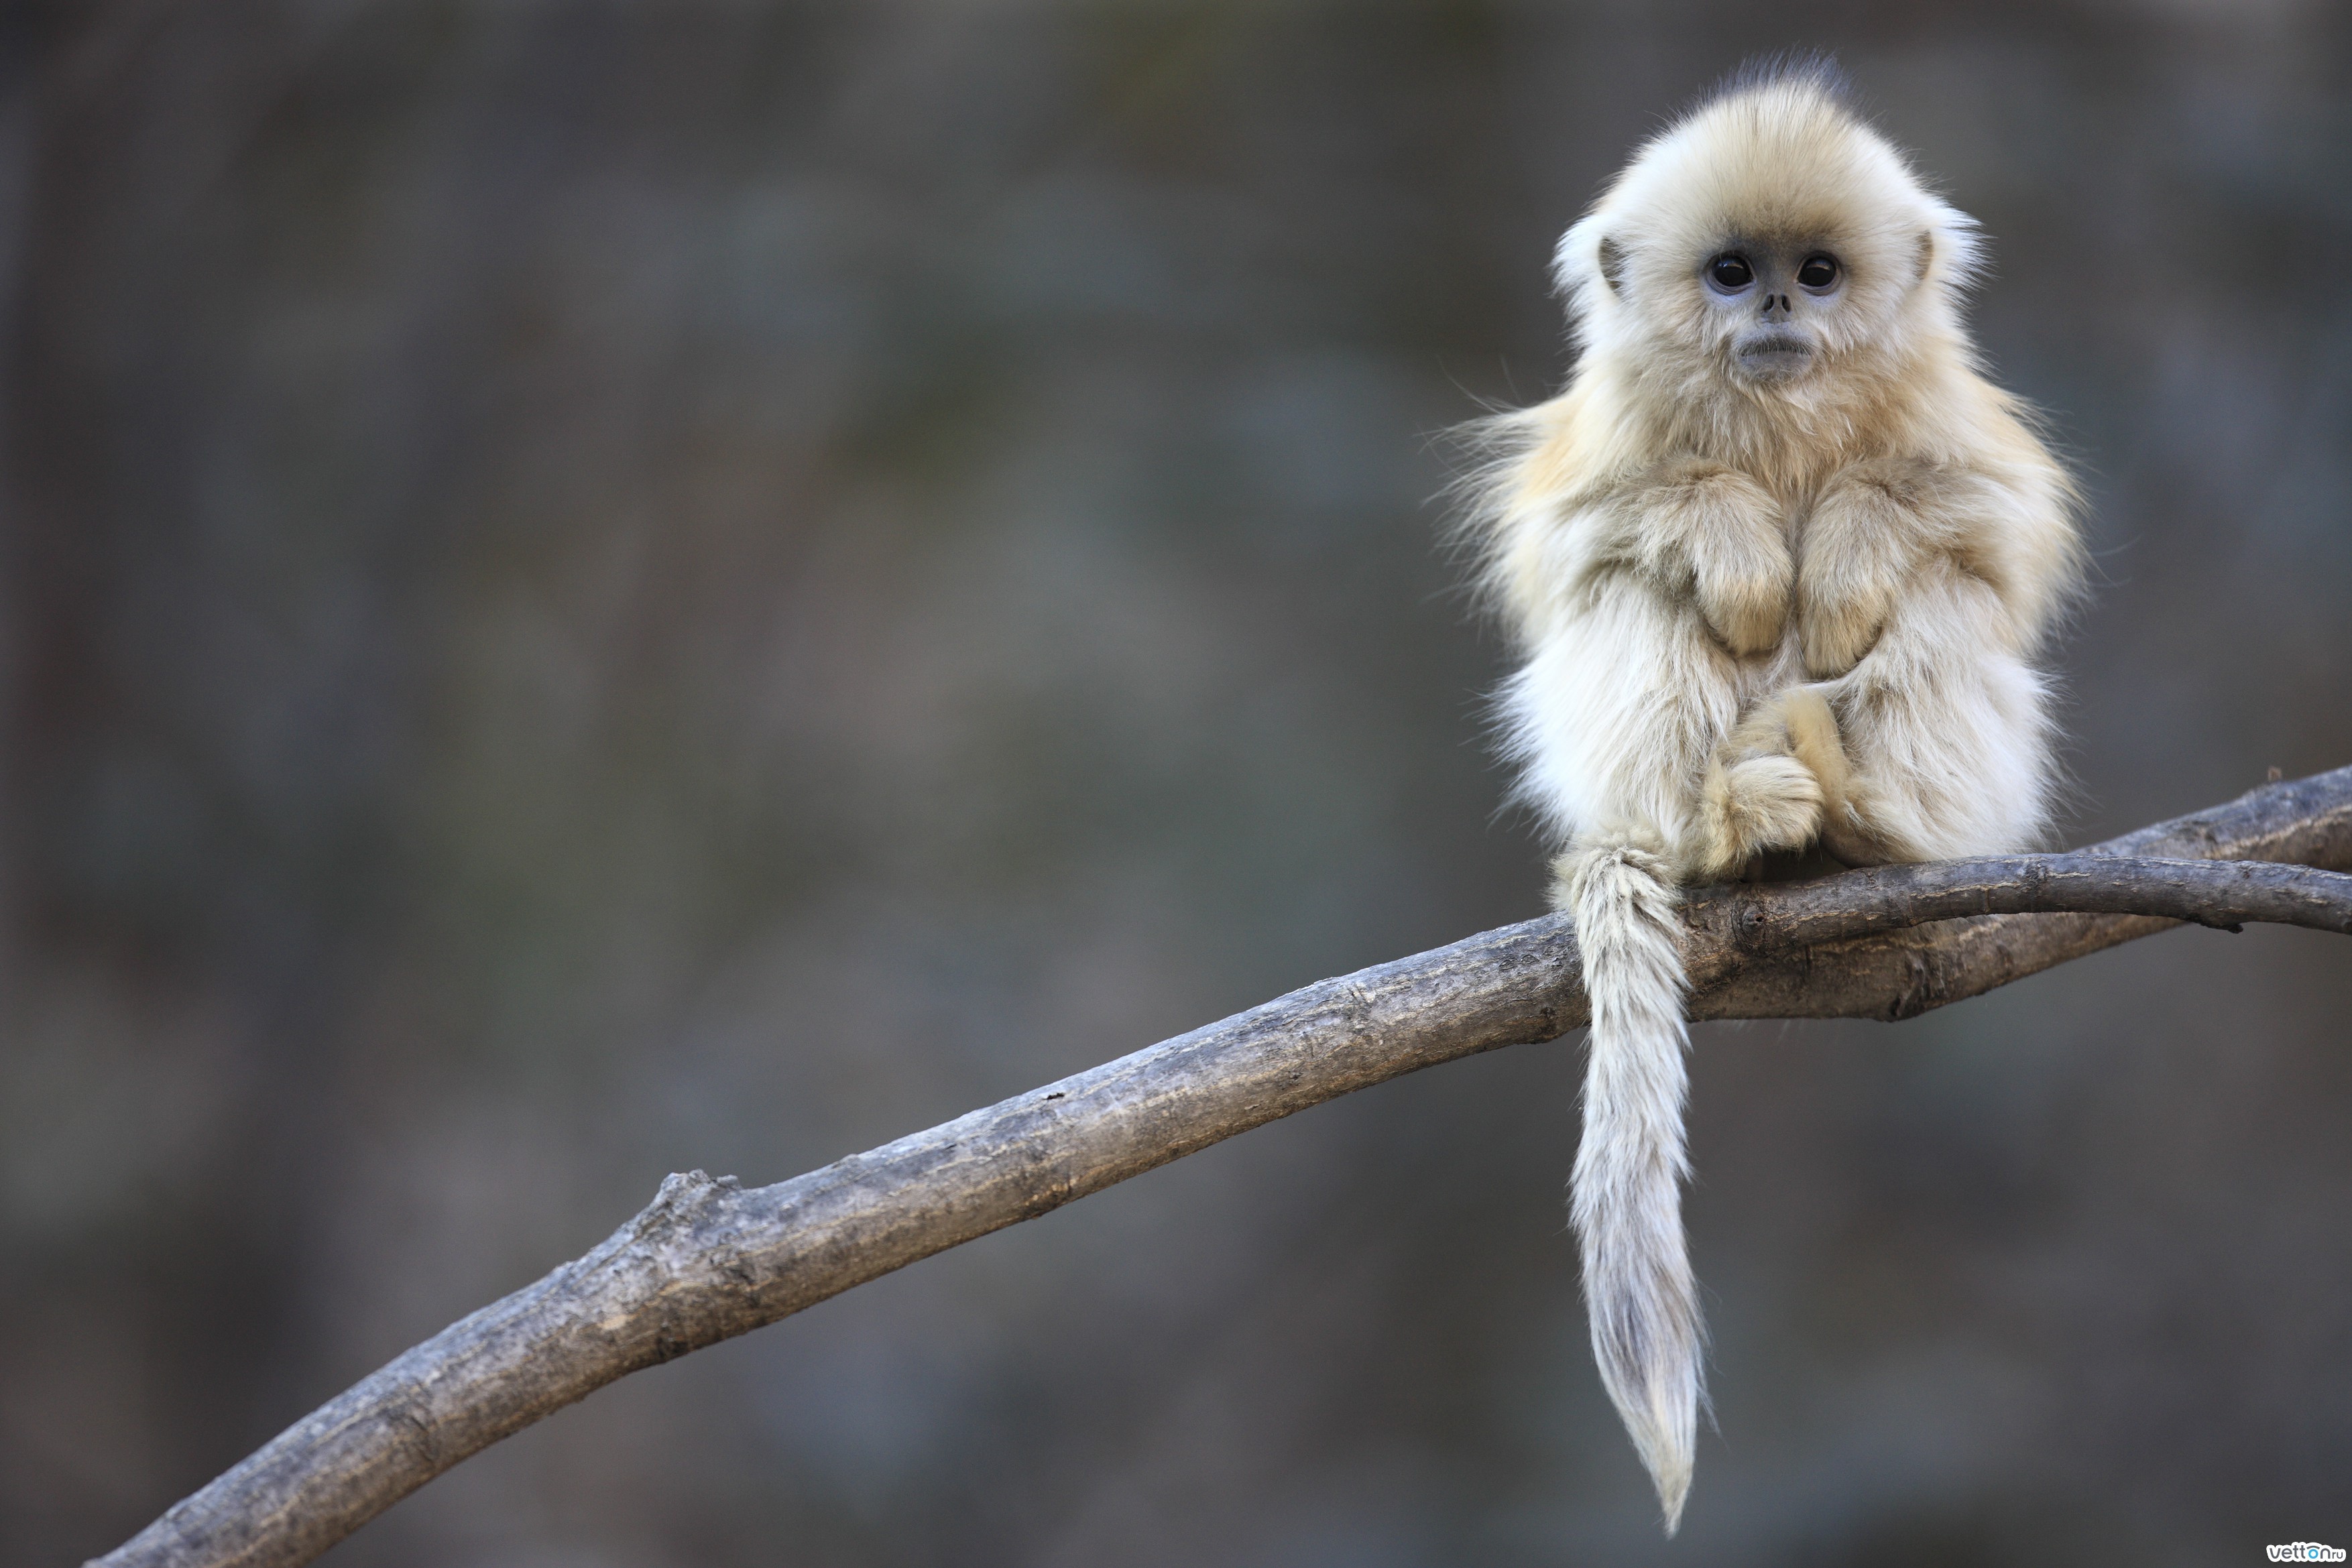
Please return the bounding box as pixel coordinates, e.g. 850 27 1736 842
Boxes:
4 3 2349 1565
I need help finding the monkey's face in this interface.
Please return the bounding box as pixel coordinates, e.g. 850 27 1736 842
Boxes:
1585 204 1936 400
1562 77 1981 410
1697 240 1846 386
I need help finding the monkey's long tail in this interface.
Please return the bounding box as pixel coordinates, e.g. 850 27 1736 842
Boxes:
1560 838 1704 1535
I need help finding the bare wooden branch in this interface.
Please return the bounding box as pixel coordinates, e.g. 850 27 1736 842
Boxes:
1688 766 2352 1022
93 766 2352 1568
1695 852 2352 949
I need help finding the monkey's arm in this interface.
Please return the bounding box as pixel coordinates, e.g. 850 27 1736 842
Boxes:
1796 451 2073 679
1812 558 2062 865
1792 458 1961 678
1610 461 1795 659
1513 477 1818 888
1791 457 2070 864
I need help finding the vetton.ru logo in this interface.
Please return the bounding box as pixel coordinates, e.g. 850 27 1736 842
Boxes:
2268 1546 2347 1563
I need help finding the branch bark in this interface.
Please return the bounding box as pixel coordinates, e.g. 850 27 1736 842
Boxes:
93 766 2352 1568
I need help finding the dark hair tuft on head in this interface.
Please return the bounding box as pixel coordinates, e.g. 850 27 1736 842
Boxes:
1702 50 1853 109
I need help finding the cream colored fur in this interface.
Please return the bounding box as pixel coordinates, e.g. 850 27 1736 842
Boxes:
1466 64 2081 1532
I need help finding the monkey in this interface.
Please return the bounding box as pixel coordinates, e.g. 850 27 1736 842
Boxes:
1461 60 2082 1532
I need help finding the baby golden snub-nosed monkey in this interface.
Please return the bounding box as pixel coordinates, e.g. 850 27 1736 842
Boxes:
1462 58 2081 1531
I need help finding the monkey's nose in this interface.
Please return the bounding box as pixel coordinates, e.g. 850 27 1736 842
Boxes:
1759 292 1791 318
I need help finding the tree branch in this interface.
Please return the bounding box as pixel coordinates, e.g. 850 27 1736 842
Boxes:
93 766 2352 1568
1695 851 2352 949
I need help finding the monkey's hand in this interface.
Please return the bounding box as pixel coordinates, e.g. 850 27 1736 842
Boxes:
1689 689 1824 880
1690 684 1897 878
1796 459 1939 678
1628 462 1792 658
1755 684 1885 867
1692 753 1818 880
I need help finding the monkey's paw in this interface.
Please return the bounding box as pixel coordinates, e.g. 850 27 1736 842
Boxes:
1694 753 1823 878
1796 462 1920 676
1796 590 1888 678
1637 462 1792 658
1758 686 1847 798
1697 560 1795 659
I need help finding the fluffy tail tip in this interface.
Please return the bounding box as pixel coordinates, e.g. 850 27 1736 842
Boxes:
1652 1447 1692 1536
1615 1377 1695 1534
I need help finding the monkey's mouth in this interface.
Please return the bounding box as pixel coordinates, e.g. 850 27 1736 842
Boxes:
1733 330 1816 381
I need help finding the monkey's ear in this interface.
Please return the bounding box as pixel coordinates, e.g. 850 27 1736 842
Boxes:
1914 229 1934 284
1598 235 1627 294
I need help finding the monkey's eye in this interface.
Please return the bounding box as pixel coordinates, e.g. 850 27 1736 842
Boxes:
1796 253 1840 290
1706 254 1754 290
